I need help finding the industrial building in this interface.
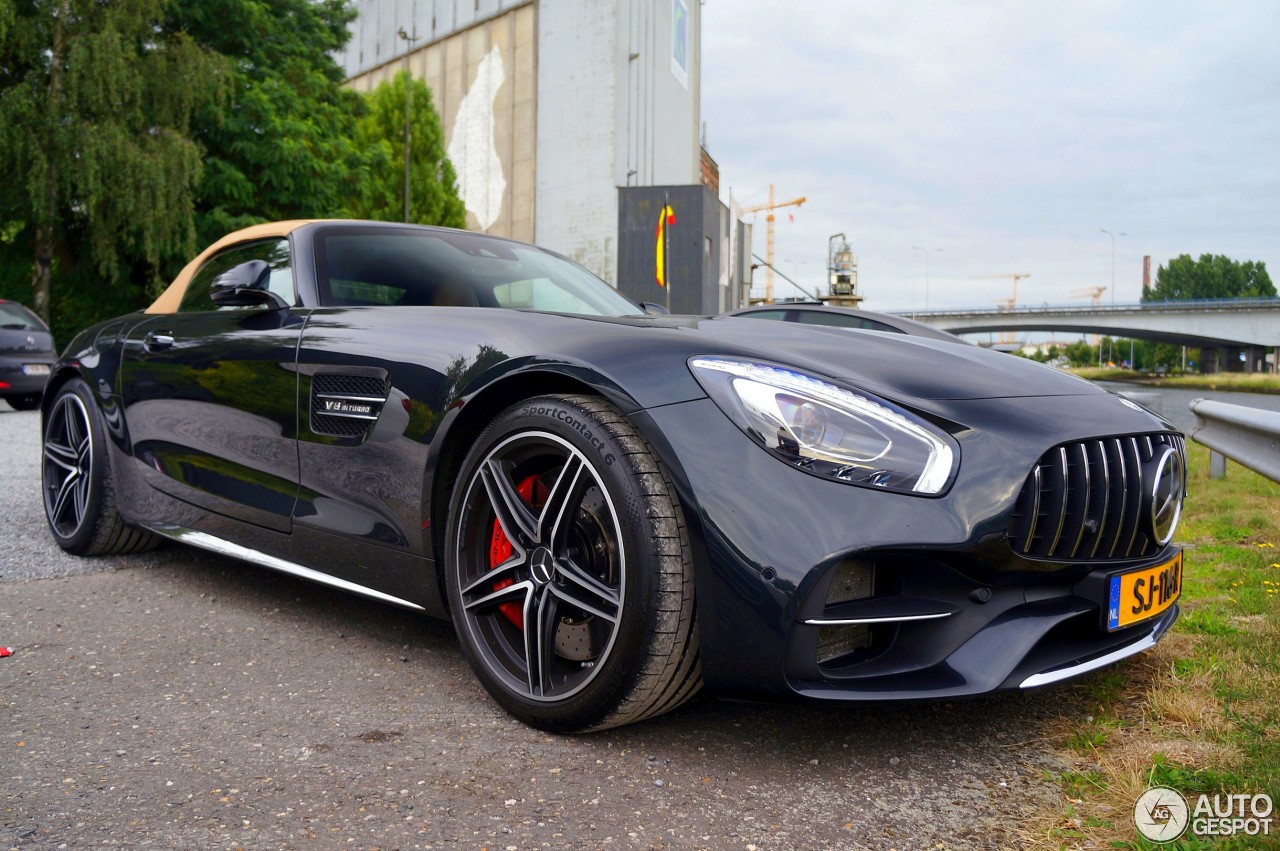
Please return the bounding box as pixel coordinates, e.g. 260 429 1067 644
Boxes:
340 0 740 313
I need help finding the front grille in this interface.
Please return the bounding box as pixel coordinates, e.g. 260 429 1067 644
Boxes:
1009 433 1185 561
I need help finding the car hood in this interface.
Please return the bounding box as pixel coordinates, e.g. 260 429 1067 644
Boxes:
632 315 1101 401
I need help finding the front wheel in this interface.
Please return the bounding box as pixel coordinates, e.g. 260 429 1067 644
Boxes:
445 395 700 732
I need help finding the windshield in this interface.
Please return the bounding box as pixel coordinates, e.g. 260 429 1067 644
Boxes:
0 302 48 331
316 228 644 317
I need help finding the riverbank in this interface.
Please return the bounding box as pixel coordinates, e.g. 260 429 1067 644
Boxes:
1067 367 1280 395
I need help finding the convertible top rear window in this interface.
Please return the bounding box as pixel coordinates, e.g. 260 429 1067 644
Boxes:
316 229 643 317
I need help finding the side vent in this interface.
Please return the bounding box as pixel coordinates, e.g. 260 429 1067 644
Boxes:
310 373 390 439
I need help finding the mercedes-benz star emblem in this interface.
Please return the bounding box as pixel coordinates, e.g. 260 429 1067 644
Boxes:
1148 446 1185 546
530 546 556 585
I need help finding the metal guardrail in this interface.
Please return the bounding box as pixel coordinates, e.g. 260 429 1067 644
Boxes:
1188 398 1280 483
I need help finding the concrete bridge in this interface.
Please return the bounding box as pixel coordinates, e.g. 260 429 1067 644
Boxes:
902 298 1280 372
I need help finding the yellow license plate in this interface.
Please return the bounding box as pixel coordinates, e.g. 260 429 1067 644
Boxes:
1107 552 1182 631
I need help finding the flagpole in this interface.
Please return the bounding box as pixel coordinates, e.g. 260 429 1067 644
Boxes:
663 190 671 312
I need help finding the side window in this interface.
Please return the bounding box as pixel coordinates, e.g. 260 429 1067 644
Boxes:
739 310 790 321
856 317 905 334
796 311 866 329
179 239 294 313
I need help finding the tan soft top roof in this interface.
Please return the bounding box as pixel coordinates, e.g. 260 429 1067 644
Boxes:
146 220 315 314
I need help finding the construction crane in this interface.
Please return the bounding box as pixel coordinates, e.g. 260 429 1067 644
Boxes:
971 273 1032 309
740 184 806 303
1070 285 1107 307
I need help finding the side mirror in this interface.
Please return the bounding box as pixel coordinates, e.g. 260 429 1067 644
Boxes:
210 259 289 310
639 302 670 316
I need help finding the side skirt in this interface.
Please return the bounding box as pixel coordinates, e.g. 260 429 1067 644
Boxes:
145 524 426 612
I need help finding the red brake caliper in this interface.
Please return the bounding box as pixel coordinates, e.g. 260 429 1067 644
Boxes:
488 475 548 630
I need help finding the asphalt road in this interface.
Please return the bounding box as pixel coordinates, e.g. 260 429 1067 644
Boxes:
1 400 1067 850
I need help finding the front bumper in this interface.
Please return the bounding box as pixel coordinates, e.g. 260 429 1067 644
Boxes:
633 393 1183 702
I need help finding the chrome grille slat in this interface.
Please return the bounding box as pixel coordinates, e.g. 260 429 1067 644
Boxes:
1046 447 1069 556
1021 465 1042 554
1107 439 1128 558
1009 432 1183 562
1067 442 1091 556
1122 437 1143 557
1090 440 1111 558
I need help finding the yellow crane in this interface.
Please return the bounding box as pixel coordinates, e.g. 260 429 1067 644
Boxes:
1070 285 1107 307
971 273 1032 309
740 184 806 303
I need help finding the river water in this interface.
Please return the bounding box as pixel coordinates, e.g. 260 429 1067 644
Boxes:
1093 380 1280 433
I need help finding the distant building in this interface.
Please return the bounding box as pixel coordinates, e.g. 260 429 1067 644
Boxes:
341 0 729 312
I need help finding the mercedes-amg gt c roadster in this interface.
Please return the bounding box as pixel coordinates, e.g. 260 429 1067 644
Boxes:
41 220 1186 731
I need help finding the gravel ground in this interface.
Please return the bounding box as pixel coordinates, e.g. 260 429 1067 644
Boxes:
1 399 1070 849
0 405 167 582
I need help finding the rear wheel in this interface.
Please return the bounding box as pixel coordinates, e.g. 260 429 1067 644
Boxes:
42 379 159 555
6 393 40 411
445 395 700 732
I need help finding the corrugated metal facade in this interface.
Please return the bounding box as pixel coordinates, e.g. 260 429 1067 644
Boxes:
616 185 725 315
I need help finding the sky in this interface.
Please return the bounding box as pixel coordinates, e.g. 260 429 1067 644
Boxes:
700 1 1280 314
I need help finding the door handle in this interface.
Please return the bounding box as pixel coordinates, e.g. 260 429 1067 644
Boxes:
144 331 175 351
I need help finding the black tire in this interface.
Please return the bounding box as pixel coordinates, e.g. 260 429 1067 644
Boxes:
6 393 40 411
42 379 160 556
444 394 701 732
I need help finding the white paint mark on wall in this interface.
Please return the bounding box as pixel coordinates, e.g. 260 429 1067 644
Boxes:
448 46 507 231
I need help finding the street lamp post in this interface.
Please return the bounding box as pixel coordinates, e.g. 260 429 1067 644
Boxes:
828 233 845 291
911 246 941 312
1100 228 1125 307
397 27 421 223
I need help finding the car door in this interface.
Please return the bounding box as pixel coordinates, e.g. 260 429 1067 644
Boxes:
119 238 306 533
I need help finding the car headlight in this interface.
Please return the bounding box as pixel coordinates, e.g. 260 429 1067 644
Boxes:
689 357 958 495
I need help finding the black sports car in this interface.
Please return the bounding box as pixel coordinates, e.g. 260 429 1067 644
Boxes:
42 220 1187 732
1 298 55 410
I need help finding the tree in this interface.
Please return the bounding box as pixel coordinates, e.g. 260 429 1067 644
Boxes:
1063 339 1096 368
1145 254 1275 302
350 71 466 228
165 0 369 246
0 0 225 324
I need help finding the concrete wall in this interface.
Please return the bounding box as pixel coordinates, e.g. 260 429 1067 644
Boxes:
617 185 726 315
536 0 701 284
534 1 618 278
346 4 537 242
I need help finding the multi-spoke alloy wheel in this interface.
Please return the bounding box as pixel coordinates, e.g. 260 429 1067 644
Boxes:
43 390 94 540
446 395 700 732
41 379 159 556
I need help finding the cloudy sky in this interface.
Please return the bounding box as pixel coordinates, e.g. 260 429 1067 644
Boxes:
701 1 1280 313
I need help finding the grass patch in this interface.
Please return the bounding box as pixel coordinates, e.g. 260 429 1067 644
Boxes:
1029 443 1280 848
1064 368 1280 395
